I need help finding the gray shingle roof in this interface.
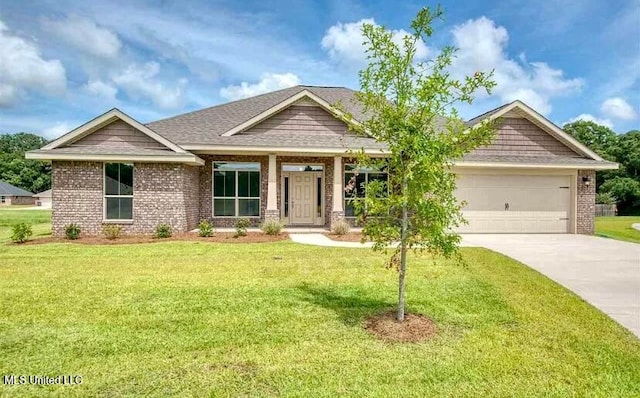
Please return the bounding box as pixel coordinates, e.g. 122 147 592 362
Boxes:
0 180 33 196
33 189 51 198
465 102 513 127
146 85 381 148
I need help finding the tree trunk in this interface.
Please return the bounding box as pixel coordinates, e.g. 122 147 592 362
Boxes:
397 176 409 322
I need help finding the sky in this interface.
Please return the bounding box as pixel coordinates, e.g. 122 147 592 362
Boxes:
0 0 639 140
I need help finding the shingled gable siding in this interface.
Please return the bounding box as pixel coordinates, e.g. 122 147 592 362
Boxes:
471 117 581 157
242 105 350 136
577 170 596 235
69 120 169 150
51 161 199 237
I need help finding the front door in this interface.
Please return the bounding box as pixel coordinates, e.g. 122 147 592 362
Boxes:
291 173 315 224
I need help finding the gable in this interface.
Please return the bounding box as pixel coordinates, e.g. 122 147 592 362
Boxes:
241 105 351 136
471 117 582 157
67 120 171 150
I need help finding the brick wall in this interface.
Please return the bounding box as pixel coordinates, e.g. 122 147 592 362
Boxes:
198 155 268 227
51 161 200 237
577 170 595 234
199 155 336 228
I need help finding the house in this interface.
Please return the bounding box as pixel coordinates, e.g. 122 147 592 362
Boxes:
33 189 52 208
26 85 617 237
0 180 35 206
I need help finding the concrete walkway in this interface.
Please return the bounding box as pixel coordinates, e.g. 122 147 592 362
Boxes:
289 233 375 248
632 223 640 231
462 234 640 338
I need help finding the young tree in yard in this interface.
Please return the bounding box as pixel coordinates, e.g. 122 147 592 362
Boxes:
342 6 496 322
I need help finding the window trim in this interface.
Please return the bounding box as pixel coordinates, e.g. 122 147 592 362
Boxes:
103 163 134 222
343 163 389 218
212 162 261 218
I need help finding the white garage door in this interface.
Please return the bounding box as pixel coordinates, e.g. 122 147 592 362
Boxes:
455 174 572 233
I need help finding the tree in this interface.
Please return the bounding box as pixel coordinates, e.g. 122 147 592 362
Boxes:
0 133 51 193
562 121 618 160
600 177 640 215
343 6 496 322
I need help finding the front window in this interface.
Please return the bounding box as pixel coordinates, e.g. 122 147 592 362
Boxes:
344 164 388 217
213 162 260 217
104 163 133 220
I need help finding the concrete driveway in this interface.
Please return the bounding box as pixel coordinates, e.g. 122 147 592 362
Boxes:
461 234 640 338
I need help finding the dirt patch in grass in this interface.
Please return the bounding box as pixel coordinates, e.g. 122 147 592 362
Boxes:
364 310 437 343
325 232 368 242
16 232 289 245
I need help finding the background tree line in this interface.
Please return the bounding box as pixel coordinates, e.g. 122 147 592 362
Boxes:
0 133 51 194
563 121 640 215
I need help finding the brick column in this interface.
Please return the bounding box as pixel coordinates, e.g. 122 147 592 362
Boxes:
331 156 345 228
264 154 279 222
577 170 595 235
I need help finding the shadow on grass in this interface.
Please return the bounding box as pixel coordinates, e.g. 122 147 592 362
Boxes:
295 283 393 326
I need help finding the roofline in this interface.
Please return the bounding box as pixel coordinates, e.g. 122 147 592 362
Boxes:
454 160 618 170
221 89 364 136
185 144 389 156
42 108 187 153
25 151 205 166
469 100 604 161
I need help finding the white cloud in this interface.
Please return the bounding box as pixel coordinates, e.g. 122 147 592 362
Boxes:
42 15 121 59
450 17 583 115
601 97 637 120
0 19 66 106
84 79 117 100
42 122 72 139
112 62 187 109
321 18 429 68
219 72 301 101
564 113 613 128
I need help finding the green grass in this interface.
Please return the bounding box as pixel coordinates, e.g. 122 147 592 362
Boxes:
0 208 51 243
595 216 640 243
1 241 639 397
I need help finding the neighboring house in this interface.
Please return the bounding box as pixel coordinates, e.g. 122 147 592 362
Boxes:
0 180 35 206
33 189 52 208
26 85 617 237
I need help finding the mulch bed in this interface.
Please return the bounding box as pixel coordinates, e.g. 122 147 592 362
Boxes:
364 310 437 343
324 232 368 242
17 232 289 245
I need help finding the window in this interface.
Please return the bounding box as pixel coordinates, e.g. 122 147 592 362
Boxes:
344 164 388 217
104 163 133 220
1 196 4 203
213 162 260 217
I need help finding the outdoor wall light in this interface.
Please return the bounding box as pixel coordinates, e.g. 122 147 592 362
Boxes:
582 176 591 186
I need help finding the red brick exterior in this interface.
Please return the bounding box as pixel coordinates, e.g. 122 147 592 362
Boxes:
51 161 199 237
577 170 596 235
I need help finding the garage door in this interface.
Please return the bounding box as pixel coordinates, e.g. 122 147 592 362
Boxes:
455 174 572 233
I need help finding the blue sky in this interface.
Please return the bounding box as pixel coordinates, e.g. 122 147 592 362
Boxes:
1 0 638 139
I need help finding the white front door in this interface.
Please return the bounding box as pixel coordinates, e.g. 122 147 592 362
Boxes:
291 173 315 224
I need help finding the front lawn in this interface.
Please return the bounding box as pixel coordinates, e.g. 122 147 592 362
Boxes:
595 216 640 243
1 241 639 397
0 208 51 243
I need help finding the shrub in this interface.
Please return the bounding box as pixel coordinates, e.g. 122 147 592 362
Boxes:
64 223 81 240
154 223 172 239
103 224 123 240
11 223 32 244
235 218 251 237
261 219 283 236
332 220 351 235
596 191 617 205
198 219 214 237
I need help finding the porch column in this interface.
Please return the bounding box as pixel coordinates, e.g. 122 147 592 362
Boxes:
331 156 345 227
265 154 279 221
